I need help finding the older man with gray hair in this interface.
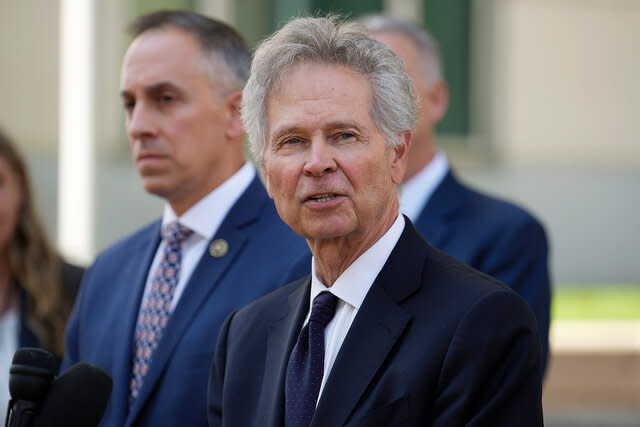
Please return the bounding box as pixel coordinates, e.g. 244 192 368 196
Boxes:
208 16 543 427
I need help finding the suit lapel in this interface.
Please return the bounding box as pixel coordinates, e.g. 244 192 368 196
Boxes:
258 280 310 427
414 170 465 248
312 221 427 427
125 177 269 426
111 221 161 426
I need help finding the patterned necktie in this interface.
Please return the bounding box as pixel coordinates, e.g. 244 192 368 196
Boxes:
129 221 193 404
285 291 338 427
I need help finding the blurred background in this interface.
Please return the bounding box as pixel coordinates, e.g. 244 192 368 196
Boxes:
1 0 639 425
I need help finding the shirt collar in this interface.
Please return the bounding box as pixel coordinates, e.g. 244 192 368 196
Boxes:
400 150 449 222
310 214 405 310
161 162 256 240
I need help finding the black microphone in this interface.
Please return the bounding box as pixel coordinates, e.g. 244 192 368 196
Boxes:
32 362 112 427
5 348 59 427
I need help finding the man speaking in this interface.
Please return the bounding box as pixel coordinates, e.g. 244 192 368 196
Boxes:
208 16 543 426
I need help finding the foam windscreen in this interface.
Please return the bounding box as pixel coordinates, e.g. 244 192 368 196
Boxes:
33 362 113 427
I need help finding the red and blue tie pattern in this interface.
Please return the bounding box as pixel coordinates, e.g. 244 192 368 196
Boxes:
129 221 193 404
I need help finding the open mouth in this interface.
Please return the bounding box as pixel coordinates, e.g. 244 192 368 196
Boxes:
308 194 337 202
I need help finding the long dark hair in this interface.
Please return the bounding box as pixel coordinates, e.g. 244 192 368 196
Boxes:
0 129 70 357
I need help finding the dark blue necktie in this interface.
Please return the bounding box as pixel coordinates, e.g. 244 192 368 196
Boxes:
285 291 338 427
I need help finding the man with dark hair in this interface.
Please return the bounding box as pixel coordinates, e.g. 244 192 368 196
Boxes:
208 15 543 426
359 14 551 374
61 10 308 427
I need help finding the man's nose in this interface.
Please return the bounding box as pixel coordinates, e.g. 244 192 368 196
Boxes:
127 104 156 141
303 138 337 176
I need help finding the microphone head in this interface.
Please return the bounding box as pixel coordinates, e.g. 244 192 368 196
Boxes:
9 348 59 402
33 362 113 427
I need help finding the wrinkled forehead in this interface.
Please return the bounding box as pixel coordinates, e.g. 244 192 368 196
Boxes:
267 60 372 106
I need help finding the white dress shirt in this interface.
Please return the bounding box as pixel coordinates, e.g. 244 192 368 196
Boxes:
399 150 449 222
307 214 405 403
138 162 255 314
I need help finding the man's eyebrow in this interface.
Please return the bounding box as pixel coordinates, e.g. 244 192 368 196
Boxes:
324 120 361 130
270 125 305 142
271 120 362 139
120 81 182 98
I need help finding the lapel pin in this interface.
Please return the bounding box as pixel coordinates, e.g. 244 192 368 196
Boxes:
209 239 229 258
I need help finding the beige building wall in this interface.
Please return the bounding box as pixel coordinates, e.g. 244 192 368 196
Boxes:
0 0 127 157
3 0 638 165
477 0 640 169
96 0 130 157
0 0 60 155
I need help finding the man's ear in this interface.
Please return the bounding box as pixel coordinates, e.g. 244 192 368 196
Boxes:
225 91 244 140
427 80 449 123
390 131 410 185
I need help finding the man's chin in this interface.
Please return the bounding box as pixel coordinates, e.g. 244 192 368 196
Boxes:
298 221 356 244
140 178 172 199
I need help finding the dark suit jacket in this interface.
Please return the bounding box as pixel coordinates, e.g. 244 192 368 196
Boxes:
413 170 551 373
62 177 309 427
208 219 543 426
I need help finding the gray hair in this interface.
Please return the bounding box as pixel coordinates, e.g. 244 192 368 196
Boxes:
358 14 442 86
128 10 251 95
243 15 416 162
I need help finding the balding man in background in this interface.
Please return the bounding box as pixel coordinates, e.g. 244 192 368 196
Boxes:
360 14 551 374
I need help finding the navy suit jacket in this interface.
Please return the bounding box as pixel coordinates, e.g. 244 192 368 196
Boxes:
413 170 551 373
208 219 543 426
62 176 309 427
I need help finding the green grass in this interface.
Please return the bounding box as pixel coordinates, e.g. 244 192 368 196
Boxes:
552 285 640 320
